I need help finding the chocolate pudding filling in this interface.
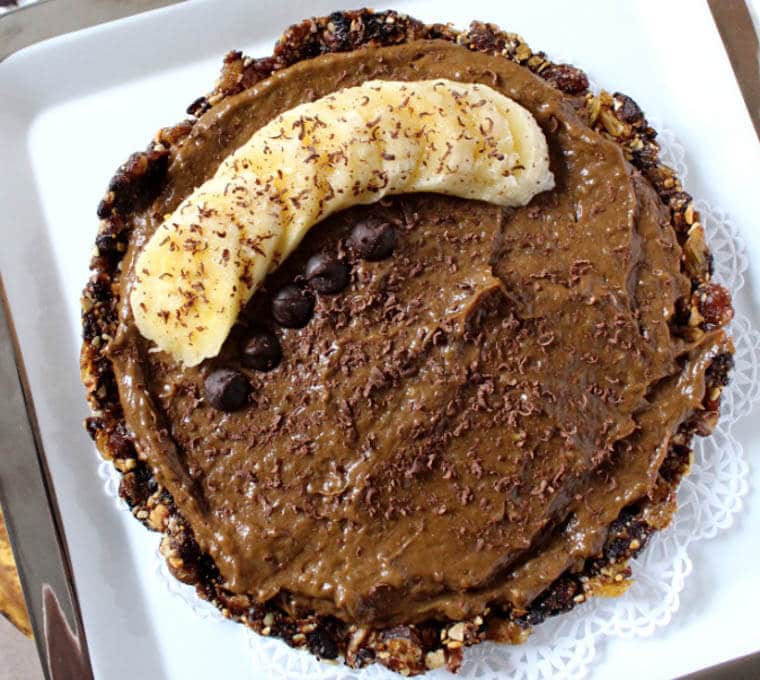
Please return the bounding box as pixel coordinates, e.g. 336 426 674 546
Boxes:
82 11 734 675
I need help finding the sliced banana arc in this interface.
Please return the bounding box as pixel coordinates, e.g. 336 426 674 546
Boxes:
130 79 554 366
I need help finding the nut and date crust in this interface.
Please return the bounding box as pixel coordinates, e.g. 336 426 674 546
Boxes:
80 10 734 676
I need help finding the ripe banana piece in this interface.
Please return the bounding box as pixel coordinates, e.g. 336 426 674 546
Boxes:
131 79 554 366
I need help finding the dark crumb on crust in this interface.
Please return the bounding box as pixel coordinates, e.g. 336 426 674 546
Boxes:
80 8 734 676
275 10 429 64
613 92 644 124
706 352 734 389
307 626 341 660
119 465 158 508
518 574 583 627
516 508 655 628
539 63 589 94
96 146 169 219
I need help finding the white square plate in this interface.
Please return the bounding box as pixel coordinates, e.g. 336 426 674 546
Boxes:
1 1 759 678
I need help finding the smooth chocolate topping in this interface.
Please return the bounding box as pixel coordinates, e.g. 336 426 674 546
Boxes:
107 40 727 628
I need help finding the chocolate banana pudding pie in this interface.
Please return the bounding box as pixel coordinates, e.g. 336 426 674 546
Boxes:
81 10 735 675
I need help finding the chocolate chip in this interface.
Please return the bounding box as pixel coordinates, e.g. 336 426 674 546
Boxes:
241 329 282 371
272 284 314 328
305 253 350 294
204 368 250 411
348 217 397 261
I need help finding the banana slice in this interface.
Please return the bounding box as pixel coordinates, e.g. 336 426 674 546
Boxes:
131 79 554 366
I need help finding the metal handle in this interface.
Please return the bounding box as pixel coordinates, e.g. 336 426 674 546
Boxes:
0 0 184 62
708 0 760 139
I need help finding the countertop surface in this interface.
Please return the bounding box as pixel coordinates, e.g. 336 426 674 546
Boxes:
0 617 42 680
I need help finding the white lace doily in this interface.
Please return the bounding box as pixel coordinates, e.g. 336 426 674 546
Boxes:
96 126 760 679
